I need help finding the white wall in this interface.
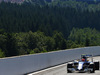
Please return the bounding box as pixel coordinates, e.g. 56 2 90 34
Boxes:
0 46 100 75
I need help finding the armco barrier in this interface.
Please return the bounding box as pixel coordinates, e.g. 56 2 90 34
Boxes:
0 46 100 75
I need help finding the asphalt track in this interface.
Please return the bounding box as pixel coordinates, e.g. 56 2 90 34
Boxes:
28 56 100 75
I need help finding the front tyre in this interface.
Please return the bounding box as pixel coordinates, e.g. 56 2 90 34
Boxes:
89 64 95 73
67 64 73 73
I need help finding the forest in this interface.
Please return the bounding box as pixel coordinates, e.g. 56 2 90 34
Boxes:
0 2 100 57
24 0 100 11
0 28 100 58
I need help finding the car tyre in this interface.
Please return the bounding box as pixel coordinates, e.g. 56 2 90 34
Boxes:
89 64 95 73
94 62 99 70
67 64 73 73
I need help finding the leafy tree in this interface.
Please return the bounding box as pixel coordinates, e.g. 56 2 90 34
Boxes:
0 34 7 52
15 32 28 55
6 33 18 56
53 31 67 50
0 49 5 58
85 35 90 46
45 37 55 51
68 28 100 47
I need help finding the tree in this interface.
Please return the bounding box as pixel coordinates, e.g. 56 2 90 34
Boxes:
15 32 28 55
0 49 5 58
6 33 18 57
0 34 7 52
85 35 90 46
68 28 100 47
53 31 67 50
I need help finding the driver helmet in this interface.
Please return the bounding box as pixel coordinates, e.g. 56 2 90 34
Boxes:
82 58 85 61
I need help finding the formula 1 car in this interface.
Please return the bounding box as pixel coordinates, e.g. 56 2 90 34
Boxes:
67 54 99 73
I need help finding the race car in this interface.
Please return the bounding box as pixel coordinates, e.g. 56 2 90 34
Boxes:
67 54 99 73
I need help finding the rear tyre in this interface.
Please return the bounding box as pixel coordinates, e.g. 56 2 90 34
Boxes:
94 62 99 70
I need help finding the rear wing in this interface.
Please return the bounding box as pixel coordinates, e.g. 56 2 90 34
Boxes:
81 54 93 58
86 55 93 57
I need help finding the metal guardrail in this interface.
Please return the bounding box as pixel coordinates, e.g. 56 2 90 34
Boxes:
0 46 100 75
